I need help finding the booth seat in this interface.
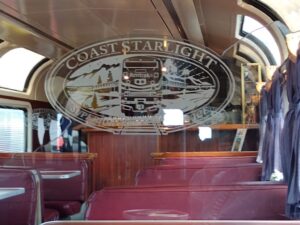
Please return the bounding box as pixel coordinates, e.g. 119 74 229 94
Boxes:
0 166 60 223
39 159 88 218
136 163 262 186
0 168 42 225
0 157 89 218
85 182 287 220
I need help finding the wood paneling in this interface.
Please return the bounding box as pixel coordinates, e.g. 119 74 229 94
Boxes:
88 132 158 189
158 129 258 152
86 126 258 189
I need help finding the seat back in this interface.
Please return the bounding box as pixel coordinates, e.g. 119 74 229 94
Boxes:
0 168 42 225
0 157 89 202
85 182 287 220
136 163 262 186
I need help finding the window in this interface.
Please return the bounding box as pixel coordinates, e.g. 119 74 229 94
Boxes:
0 99 32 152
258 0 300 33
0 107 27 152
238 15 281 65
0 47 45 91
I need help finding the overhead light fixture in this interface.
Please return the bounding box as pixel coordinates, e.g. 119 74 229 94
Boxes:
161 66 167 72
163 39 168 48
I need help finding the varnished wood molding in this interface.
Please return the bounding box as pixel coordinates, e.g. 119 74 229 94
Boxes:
0 152 98 160
208 123 259 130
78 123 259 133
151 151 257 159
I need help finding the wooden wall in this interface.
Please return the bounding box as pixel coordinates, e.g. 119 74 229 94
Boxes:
88 132 158 189
158 129 259 152
87 127 258 189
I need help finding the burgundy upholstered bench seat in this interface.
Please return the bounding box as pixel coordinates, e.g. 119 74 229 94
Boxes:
40 160 88 217
136 163 262 186
85 182 287 220
43 208 60 222
0 158 89 218
45 200 82 217
0 168 41 225
0 166 61 223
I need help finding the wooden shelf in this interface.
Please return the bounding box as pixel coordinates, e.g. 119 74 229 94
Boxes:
209 123 259 130
75 123 259 133
151 151 257 159
172 123 259 131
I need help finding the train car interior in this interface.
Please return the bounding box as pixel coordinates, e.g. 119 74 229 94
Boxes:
0 0 300 225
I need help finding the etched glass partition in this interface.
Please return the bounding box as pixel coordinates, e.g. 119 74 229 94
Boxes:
45 37 235 136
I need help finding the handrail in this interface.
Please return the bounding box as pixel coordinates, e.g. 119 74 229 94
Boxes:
40 170 81 180
0 187 24 200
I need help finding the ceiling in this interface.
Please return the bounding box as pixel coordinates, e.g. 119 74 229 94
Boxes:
0 0 285 62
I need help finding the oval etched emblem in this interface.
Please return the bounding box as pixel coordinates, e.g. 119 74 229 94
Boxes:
45 37 235 134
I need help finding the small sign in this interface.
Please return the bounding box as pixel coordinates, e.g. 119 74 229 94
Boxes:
231 128 247 152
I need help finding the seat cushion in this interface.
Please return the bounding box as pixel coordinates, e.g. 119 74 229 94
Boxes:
45 201 82 217
43 208 59 222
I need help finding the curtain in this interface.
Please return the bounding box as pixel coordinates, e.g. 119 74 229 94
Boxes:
286 54 300 219
261 70 284 181
256 87 268 163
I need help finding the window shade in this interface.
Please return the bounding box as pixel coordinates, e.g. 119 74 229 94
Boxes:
0 108 26 152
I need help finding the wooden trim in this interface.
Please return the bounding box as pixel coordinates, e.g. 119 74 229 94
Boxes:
151 151 257 159
186 123 259 130
77 123 259 133
209 123 259 130
0 152 97 160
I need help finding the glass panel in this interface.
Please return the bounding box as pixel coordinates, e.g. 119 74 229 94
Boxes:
0 1 295 222
45 38 235 135
32 108 88 152
0 48 44 91
241 15 281 65
259 0 300 32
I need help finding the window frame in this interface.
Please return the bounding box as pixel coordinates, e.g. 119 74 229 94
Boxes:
0 98 32 152
0 47 46 92
239 15 277 65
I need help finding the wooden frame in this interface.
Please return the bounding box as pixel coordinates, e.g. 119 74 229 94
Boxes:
241 63 262 124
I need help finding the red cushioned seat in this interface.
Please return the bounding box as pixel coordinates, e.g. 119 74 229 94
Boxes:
136 163 262 186
0 168 41 225
85 182 287 220
43 208 60 222
45 201 81 217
